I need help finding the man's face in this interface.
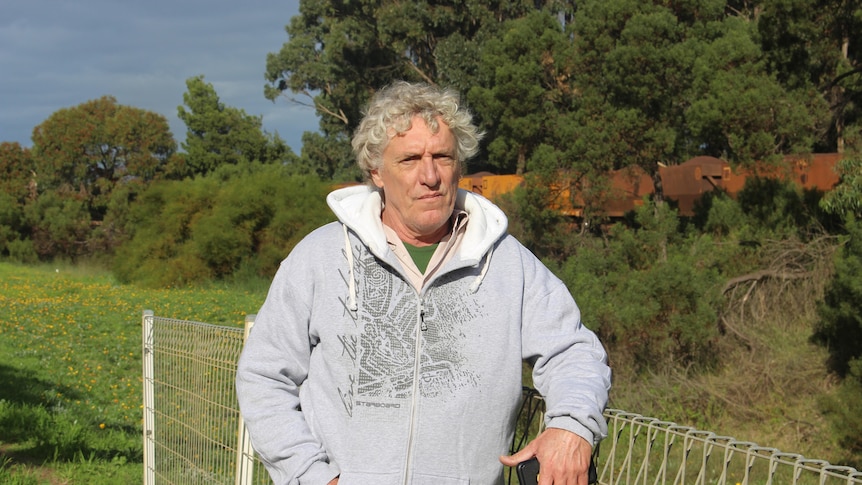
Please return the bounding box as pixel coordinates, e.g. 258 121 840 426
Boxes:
371 116 459 245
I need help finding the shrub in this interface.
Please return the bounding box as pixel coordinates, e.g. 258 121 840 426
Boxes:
814 216 862 377
819 359 862 465
556 201 723 375
114 164 333 287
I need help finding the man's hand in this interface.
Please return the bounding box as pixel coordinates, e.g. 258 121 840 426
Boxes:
327 478 339 485
500 428 592 485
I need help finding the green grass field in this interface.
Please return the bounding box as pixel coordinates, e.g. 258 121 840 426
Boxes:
0 262 266 484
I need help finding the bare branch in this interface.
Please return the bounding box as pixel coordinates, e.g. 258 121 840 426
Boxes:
723 269 813 295
405 60 436 86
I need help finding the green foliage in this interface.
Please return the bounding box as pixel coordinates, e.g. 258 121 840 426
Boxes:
821 128 862 218
0 142 34 204
264 0 572 177
22 97 179 260
554 201 723 374
814 216 862 376
113 163 334 287
5 239 38 264
294 131 359 181
31 96 177 212
572 0 819 178
691 176 834 244
23 191 91 261
500 173 579 260
0 192 25 256
178 76 294 176
821 155 862 217
819 359 862 464
693 192 746 237
757 0 862 152
737 177 815 236
468 11 576 174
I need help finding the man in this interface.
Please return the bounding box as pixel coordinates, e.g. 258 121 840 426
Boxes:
236 81 611 485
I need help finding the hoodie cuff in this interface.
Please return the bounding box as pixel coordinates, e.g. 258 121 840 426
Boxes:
546 416 596 448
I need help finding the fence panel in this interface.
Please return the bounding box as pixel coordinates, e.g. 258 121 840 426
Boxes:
142 310 270 485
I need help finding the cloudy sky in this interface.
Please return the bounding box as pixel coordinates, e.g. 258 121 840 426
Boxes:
0 0 319 153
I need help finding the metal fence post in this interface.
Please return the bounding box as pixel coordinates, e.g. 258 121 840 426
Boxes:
142 310 155 485
235 314 257 485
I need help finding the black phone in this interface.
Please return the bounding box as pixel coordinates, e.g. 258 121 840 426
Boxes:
515 456 598 484
516 457 540 485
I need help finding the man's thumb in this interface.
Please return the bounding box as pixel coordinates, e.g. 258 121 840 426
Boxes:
499 447 534 467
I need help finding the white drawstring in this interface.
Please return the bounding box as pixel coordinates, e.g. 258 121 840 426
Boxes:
342 224 358 312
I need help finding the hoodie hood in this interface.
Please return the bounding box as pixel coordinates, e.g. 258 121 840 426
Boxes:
326 184 509 265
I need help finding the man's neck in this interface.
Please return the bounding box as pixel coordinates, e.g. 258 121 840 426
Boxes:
381 214 451 247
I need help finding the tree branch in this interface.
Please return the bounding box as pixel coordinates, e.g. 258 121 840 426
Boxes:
827 66 862 89
722 269 813 295
406 60 436 86
281 89 349 125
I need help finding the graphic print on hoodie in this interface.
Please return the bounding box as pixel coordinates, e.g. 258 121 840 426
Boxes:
335 238 481 418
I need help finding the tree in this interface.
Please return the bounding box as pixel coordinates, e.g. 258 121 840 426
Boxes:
467 11 578 175
814 215 862 377
263 0 565 177
31 96 177 220
23 190 92 260
177 76 293 176
28 97 177 259
570 0 821 195
756 0 862 152
0 142 35 203
0 143 35 259
292 131 359 181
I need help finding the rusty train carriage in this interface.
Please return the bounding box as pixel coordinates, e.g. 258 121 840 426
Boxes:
461 153 842 218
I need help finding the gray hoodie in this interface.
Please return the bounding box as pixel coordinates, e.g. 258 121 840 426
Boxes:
236 186 610 485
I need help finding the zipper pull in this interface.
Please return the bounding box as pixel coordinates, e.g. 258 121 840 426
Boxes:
420 302 427 331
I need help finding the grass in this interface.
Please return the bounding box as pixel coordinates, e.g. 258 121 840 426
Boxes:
0 262 266 484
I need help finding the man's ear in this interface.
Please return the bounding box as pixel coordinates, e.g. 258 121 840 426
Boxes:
370 169 384 189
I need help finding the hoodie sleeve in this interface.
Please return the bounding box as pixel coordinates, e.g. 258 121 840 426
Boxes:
518 246 611 447
235 251 340 485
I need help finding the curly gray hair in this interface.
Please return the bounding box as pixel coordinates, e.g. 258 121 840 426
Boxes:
351 81 484 181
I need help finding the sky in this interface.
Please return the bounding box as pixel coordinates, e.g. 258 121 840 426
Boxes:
0 0 319 154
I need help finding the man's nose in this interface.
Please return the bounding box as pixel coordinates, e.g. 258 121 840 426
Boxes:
418 156 441 186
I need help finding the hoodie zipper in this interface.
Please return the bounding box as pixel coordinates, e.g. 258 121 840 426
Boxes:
403 297 426 484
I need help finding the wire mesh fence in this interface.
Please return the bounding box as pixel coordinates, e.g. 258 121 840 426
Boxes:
142 310 270 485
596 408 862 485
